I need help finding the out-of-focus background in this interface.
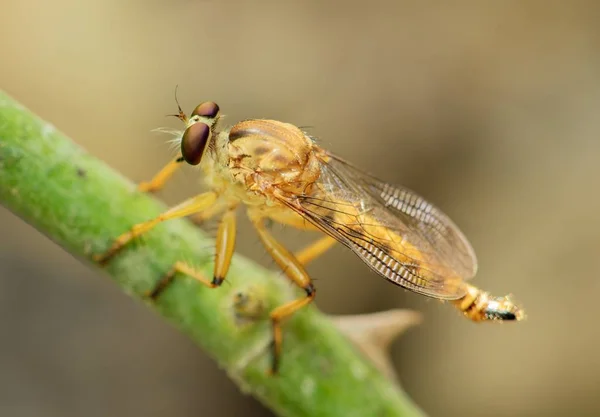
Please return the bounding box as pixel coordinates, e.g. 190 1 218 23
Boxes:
2 1 599 416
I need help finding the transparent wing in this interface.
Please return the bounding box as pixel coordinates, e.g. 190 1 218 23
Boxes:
277 151 477 300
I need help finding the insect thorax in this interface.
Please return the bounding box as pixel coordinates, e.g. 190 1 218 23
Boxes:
225 119 321 197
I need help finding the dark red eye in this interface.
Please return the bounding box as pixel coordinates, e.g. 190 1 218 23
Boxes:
191 101 220 118
181 122 211 165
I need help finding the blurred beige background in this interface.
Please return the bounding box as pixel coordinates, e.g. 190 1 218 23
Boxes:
2 1 600 416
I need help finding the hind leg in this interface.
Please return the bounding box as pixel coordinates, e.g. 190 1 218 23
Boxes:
248 210 316 374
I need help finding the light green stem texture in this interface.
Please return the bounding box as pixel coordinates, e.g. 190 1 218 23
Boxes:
0 91 425 417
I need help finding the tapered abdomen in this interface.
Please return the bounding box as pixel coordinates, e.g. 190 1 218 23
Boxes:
452 284 525 321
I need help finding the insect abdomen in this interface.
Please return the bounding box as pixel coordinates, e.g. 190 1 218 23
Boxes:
453 284 525 321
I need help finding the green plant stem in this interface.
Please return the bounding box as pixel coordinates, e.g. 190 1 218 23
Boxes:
0 90 425 417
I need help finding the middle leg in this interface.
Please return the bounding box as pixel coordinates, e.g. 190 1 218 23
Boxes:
149 206 238 298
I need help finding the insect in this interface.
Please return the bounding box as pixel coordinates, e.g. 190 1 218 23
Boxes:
95 99 525 373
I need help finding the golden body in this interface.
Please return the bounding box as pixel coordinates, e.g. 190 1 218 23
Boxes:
96 101 524 373
207 119 324 226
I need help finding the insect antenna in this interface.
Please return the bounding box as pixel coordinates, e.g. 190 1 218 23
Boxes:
165 85 188 123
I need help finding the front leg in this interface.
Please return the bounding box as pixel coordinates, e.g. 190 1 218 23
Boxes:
138 155 185 193
94 191 218 265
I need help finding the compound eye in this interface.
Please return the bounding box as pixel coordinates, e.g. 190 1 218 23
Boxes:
181 122 211 165
191 101 220 118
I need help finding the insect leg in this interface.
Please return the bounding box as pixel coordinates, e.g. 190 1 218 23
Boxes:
149 261 219 299
138 155 185 193
148 207 237 299
248 210 316 374
189 198 230 226
213 208 237 284
294 235 337 266
268 294 315 373
94 191 218 264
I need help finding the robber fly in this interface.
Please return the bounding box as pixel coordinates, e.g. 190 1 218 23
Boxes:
95 99 525 373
